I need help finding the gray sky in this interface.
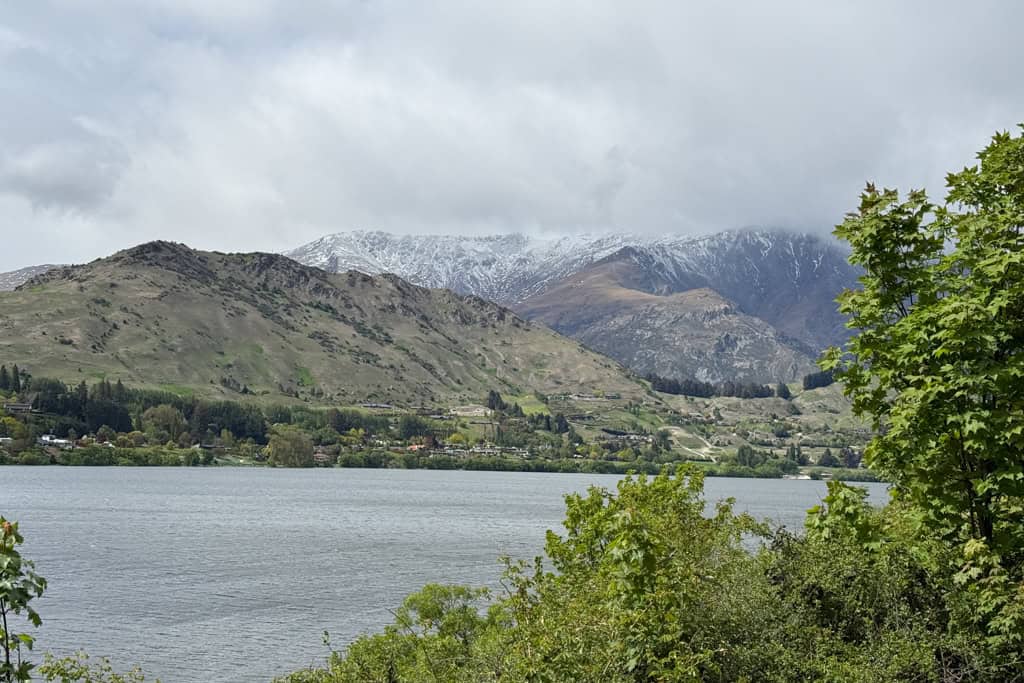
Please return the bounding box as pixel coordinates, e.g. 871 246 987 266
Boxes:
1 1 1022 270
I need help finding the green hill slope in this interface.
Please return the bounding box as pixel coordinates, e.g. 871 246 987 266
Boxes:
0 241 649 407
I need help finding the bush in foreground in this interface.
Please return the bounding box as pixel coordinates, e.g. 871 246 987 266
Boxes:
278 470 1013 682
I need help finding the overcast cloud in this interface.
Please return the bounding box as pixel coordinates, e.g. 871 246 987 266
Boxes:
1 1 1022 270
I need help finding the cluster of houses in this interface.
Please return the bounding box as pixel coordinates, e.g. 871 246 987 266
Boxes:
41 434 120 450
0 433 86 452
38 434 75 449
548 393 622 402
402 441 531 458
432 445 531 458
596 432 655 444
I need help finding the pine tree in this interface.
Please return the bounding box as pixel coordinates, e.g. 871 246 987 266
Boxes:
0 365 8 392
113 380 127 404
486 390 504 411
11 365 21 393
76 381 89 418
554 413 570 434
92 379 113 402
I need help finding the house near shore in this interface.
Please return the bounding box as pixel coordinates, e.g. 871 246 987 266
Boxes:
38 434 74 449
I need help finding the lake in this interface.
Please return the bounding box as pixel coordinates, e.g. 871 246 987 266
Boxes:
0 468 887 682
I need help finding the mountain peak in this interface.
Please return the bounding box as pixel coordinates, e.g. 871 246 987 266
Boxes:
284 228 859 380
0 242 645 405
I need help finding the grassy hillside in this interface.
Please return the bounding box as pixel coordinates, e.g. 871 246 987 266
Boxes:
0 241 652 408
655 382 870 463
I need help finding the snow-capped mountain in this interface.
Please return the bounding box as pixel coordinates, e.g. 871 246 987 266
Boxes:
285 232 640 305
0 264 62 291
516 247 821 384
285 229 859 355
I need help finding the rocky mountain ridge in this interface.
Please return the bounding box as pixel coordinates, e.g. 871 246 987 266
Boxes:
1 241 648 405
286 228 860 379
0 264 62 291
517 248 819 383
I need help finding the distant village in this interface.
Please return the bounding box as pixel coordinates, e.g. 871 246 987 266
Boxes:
1 368 868 478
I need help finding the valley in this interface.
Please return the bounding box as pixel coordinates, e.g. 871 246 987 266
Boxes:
0 235 871 478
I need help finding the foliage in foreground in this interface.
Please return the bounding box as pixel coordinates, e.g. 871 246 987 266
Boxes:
36 653 150 683
824 125 1024 647
280 126 1024 682
0 519 46 683
278 471 1015 682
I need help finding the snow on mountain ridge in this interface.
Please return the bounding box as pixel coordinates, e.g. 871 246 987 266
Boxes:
286 230 642 304
284 228 849 308
0 264 63 292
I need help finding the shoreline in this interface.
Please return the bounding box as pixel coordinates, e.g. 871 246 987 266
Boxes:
0 452 879 482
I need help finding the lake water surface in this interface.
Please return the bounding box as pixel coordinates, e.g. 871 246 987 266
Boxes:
1 468 887 682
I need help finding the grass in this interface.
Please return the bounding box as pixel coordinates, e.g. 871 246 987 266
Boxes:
507 394 550 416
159 384 195 397
0 243 676 412
296 366 315 387
671 432 707 449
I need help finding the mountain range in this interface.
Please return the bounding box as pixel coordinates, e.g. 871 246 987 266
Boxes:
0 229 859 386
0 242 648 406
516 248 818 383
285 229 859 383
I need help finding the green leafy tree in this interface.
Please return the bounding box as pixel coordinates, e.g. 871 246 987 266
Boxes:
267 426 314 467
736 444 764 468
840 446 861 469
0 519 47 683
775 382 791 400
397 415 431 441
824 126 1024 644
496 471 766 681
141 405 187 444
280 470 1017 682
95 426 116 443
653 429 672 452
785 444 807 466
818 447 839 468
